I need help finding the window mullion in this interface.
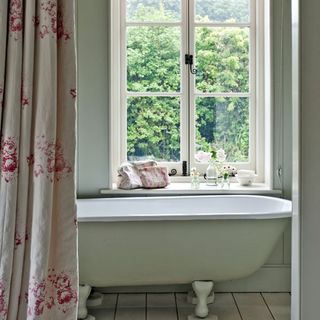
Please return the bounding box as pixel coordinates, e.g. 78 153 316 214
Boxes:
194 22 251 28
180 0 189 174
126 92 182 97
126 21 181 27
194 93 251 97
188 0 196 174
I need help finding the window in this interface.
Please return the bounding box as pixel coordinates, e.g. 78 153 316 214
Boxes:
111 0 267 182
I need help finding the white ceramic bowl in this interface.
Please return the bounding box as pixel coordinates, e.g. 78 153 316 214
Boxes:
237 169 255 177
236 174 257 186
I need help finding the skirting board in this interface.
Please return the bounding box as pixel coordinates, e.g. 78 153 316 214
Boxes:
94 265 291 293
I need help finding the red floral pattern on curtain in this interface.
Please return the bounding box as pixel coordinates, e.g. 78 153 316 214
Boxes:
0 137 19 183
33 0 71 40
33 136 72 182
21 80 30 107
26 271 77 317
0 0 78 319
0 281 8 317
9 0 23 40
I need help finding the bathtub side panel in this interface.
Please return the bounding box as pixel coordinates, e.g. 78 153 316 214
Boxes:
78 219 289 287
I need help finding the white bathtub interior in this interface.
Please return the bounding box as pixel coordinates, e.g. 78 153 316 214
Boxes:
77 195 291 222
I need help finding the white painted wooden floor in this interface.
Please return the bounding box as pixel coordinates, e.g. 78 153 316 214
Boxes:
88 292 291 320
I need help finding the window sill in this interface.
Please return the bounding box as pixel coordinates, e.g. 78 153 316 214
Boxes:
100 183 281 196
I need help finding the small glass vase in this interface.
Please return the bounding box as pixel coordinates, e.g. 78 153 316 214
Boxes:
205 161 218 186
220 174 230 189
191 173 200 189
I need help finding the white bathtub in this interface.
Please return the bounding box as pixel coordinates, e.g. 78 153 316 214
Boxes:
77 195 291 287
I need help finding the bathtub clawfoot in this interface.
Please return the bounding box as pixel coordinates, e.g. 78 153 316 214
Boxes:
188 281 218 320
187 290 214 305
78 285 95 320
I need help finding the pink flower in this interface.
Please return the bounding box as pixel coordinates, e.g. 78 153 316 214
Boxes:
216 149 226 162
10 17 22 32
40 25 49 38
1 138 18 182
55 275 70 289
15 234 22 247
195 151 212 163
33 282 46 299
44 143 56 158
34 298 45 315
57 289 73 304
46 296 55 309
2 140 16 155
55 157 66 172
9 0 23 41
47 157 56 173
34 137 72 181
2 156 17 172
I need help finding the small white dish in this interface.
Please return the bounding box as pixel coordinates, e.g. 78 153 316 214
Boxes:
237 169 255 177
236 174 257 186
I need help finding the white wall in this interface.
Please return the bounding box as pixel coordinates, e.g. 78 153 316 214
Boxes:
271 0 292 271
300 0 320 318
77 0 110 195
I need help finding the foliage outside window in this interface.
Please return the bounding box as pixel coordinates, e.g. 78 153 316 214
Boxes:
121 0 255 168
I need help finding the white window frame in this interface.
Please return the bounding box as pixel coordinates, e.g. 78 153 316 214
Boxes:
110 0 268 184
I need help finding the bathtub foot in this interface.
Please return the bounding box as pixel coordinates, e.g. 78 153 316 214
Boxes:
188 315 218 320
187 290 214 305
188 281 218 320
87 292 104 308
78 285 95 320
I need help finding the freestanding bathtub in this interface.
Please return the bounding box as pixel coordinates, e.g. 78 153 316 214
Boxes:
77 195 291 288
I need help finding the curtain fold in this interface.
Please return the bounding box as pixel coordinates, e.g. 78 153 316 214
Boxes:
0 1 78 319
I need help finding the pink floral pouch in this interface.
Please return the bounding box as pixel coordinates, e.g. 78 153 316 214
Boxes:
117 161 158 189
138 166 170 189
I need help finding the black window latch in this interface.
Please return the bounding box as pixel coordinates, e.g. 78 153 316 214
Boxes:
185 54 197 75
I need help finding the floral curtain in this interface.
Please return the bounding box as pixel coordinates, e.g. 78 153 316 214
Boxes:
0 1 78 319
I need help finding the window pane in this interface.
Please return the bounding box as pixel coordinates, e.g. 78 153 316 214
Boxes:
127 27 181 92
196 27 249 93
195 0 250 23
127 97 180 162
196 97 249 162
126 0 181 22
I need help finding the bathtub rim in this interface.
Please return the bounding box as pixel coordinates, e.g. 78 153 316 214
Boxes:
77 195 292 222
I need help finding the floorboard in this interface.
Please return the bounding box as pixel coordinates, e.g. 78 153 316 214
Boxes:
118 293 146 308
262 293 291 320
209 293 242 320
89 308 115 320
233 293 274 320
115 307 146 320
147 293 177 320
176 292 195 319
87 293 117 320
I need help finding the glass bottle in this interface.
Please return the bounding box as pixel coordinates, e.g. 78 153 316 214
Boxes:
205 161 218 186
